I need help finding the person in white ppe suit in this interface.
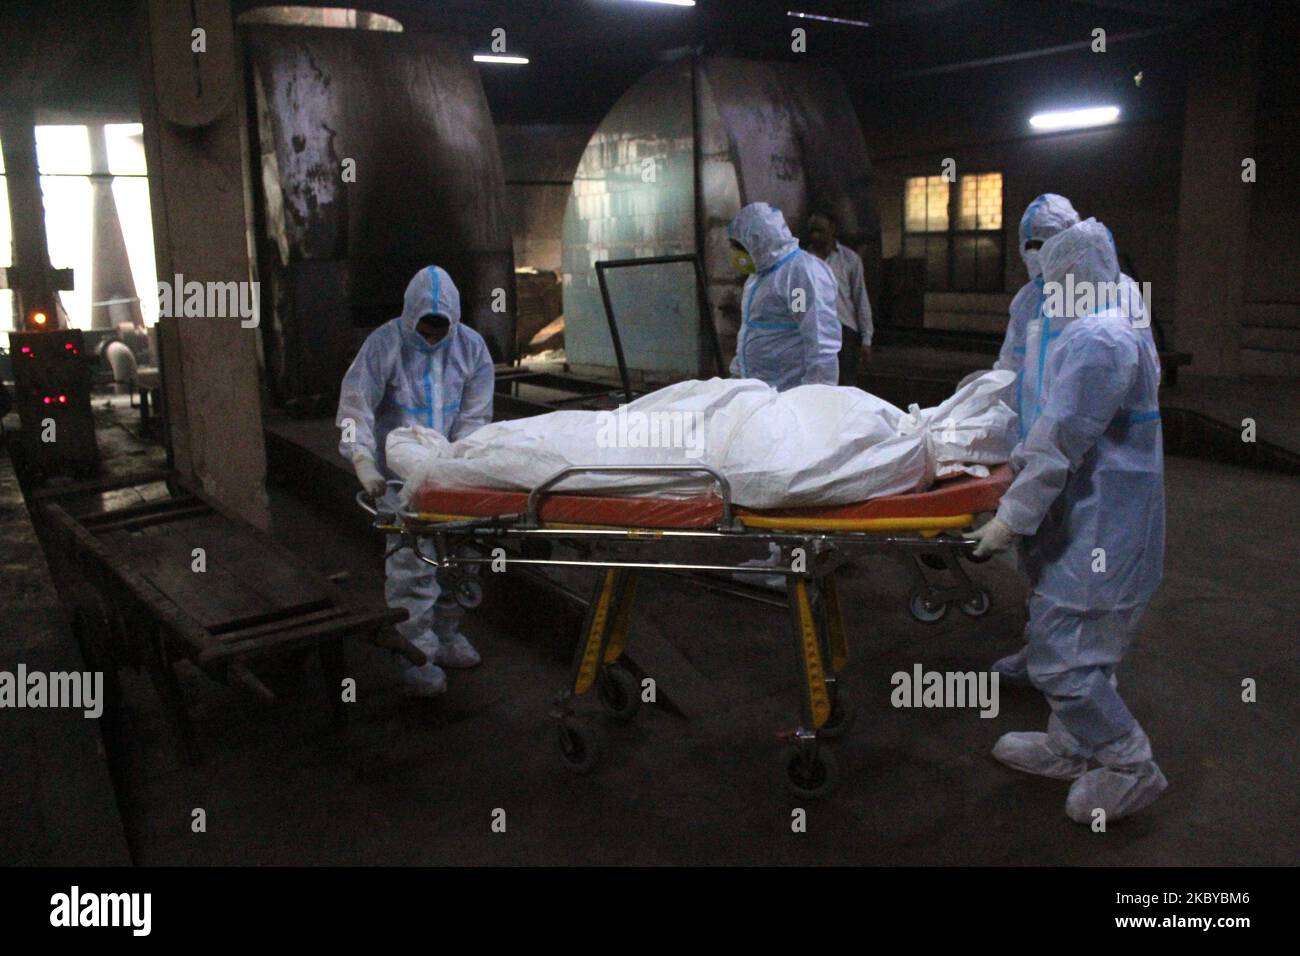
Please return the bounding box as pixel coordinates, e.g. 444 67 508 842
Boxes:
968 219 1168 824
987 194 1080 684
991 198 1156 685
728 202 841 585
728 202 840 391
337 265 495 696
996 194 1081 398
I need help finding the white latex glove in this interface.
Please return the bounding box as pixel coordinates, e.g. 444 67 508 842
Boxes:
352 454 387 498
969 516 1015 558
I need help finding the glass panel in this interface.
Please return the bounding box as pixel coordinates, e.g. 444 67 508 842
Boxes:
926 177 950 231
40 175 93 328
105 123 147 176
952 235 977 290
904 175 949 233
971 233 1002 291
904 177 928 233
952 234 1003 292
958 172 1003 230
112 178 159 326
36 125 92 175
924 235 949 292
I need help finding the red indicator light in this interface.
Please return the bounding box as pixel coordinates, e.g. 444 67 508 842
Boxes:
20 347 31 354
64 343 73 349
43 396 51 404
58 394 67 403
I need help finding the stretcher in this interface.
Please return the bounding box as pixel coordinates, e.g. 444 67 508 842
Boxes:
360 463 1012 798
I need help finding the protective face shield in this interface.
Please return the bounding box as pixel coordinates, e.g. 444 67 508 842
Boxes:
732 247 756 275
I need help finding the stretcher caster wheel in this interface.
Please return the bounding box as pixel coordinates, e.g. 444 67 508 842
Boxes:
818 696 855 738
453 577 485 609
959 589 991 617
909 589 949 624
597 665 641 722
780 744 838 799
557 717 605 775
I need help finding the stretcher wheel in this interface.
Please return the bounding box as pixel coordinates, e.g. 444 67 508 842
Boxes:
597 665 641 722
779 743 838 799
959 589 992 618
453 577 485 609
909 589 949 624
557 717 605 775
818 695 855 738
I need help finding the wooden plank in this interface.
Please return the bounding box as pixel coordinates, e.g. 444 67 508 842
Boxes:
213 606 352 643
157 512 333 613
87 502 212 534
199 607 406 663
111 525 280 632
80 494 201 527
30 469 175 502
39 503 213 655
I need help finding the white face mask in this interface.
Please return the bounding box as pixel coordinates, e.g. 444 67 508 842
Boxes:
1023 248 1042 280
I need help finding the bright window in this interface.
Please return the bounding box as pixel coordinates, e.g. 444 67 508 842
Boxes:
903 172 1004 293
30 123 157 331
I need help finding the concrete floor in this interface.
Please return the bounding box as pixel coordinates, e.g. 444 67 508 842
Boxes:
96 452 1298 865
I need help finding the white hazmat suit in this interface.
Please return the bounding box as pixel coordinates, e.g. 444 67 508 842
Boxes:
728 203 841 391
985 220 1168 823
336 265 494 694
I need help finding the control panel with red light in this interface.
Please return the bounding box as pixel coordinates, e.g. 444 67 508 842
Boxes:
8 329 99 478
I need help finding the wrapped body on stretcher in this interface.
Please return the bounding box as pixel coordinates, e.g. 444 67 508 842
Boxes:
360 371 1019 797
386 370 1018 511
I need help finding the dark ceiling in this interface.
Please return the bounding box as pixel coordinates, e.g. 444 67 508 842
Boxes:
0 0 1286 128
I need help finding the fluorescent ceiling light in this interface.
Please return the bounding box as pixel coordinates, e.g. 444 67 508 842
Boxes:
1029 106 1120 132
626 0 696 6
788 10 871 28
473 54 530 65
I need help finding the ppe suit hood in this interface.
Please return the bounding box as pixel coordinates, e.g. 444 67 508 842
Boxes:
400 265 462 337
1019 193 1080 277
728 203 800 272
1040 218 1120 294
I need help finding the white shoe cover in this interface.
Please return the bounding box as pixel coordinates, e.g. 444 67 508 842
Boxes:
436 631 482 669
402 661 448 697
992 731 1089 780
1066 761 1167 824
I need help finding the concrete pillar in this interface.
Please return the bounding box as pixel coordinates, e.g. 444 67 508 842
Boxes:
136 0 269 527
1172 18 1259 378
0 115 59 329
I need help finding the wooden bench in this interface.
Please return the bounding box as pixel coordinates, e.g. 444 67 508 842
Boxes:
36 471 417 758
